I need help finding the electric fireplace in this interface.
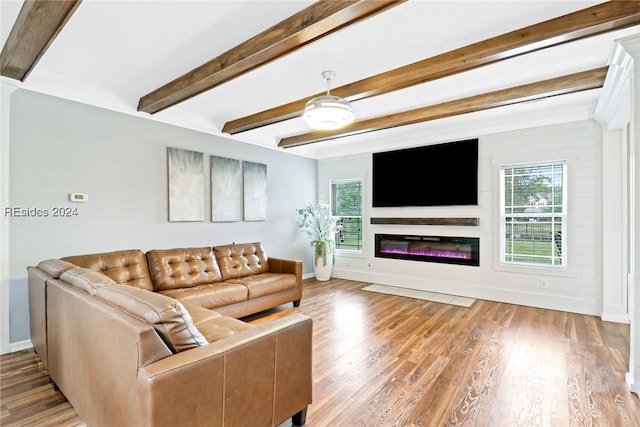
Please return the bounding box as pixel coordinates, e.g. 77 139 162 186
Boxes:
375 234 479 266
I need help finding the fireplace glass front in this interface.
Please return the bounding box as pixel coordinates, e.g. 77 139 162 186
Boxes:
375 234 479 266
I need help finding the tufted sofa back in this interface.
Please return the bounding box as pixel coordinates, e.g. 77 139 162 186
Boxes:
146 247 223 291
36 259 77 278
214 242 270 280
60 267 120 295
55 266 207 354
62 249 154 291
93 284 208 353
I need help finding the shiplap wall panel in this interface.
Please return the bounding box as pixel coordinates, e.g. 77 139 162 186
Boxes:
320 120 602 315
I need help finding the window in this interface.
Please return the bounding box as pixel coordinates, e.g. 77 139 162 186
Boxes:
331 179 362 251
501 162 566 267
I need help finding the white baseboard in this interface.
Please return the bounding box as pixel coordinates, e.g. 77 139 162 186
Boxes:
331 268 600 316
626 372 640 396
9 339 32 353
601 313 630 324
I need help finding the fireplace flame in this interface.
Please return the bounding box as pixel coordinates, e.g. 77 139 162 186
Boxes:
375 234 479 266
379 248 472 259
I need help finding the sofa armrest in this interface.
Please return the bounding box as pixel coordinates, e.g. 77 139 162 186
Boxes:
27 267 51 369
138 313 312 426
269 257 302 280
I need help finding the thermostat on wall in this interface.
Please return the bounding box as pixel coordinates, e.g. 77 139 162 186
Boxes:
69 193 88 203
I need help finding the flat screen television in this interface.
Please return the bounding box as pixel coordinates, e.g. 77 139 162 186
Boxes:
372 138 478 207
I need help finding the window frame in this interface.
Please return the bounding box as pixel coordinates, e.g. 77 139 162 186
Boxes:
499 161 567 269
330 178 363 254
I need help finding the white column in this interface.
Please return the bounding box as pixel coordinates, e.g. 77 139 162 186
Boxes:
620 35 640 396
602 128 629 323
0 82 17 354
594 37 633 324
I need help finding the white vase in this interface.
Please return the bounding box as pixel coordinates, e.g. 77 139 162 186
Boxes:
313 243 333 281
314 257 333 281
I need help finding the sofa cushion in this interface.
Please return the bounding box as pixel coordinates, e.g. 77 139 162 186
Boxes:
197 316 253 342
158 282 248 310
94 285 207 353
146 247 222 291
61 267 118 295
62 249 154 291
183 303 253 343
183 302 221 324
37 259 77 278
225 272 297 299
214 242 269 280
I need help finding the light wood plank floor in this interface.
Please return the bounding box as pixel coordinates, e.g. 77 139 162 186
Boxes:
2 278 639 426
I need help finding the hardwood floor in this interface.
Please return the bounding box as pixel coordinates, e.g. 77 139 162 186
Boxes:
0 350 85 426
2 278 639 426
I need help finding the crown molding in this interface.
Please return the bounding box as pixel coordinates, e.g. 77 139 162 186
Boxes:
592 33 640 130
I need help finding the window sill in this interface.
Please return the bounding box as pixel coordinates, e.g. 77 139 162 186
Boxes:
493 261 574 278
335 249 364 259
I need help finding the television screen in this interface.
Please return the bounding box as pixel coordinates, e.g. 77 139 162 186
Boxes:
372 139 478 207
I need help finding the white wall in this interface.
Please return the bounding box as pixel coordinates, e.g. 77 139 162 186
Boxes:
319 120 603 315
5 89 316 347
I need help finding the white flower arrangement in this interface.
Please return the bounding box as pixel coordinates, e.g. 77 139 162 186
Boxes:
295 199 341 266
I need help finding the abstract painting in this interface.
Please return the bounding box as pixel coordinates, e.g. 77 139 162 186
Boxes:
243 161 267 221
167 147 204 222
210 155 241 222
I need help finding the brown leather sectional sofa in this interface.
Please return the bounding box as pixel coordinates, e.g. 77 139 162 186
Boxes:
27 242 311 427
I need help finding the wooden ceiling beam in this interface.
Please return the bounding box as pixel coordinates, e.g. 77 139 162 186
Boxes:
0 0 82 81
137 0 406 114
278 66 608 148
225 1 640 134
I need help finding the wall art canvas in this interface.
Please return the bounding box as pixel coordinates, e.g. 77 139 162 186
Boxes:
167 147 204 222
210 155 241 222
243 161 268 221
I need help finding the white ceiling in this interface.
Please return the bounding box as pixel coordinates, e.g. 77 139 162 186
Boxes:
1 0 637 159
